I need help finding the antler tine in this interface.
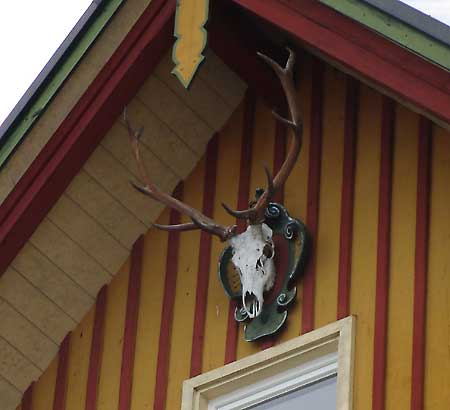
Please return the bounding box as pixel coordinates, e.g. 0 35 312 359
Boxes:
223 48 303 224
151 222 197 231
123 107 143 139
257 48 300 132
124 107 236 242
267 47 302 193
221 163 274 222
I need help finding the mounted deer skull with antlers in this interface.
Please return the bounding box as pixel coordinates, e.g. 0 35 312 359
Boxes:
124 48 302 319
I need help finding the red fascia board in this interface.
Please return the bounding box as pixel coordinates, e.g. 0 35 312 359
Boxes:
287 0 450 91
0 0 175 276
232 0 450 125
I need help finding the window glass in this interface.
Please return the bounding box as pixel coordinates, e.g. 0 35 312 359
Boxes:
248 374 337 410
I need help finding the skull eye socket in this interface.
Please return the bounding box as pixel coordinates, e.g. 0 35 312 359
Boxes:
263 243 273 258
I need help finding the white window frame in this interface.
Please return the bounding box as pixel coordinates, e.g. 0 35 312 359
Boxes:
181 316 355 410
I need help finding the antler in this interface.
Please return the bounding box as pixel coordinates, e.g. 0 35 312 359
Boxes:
222 47 303 224
123 107 237 242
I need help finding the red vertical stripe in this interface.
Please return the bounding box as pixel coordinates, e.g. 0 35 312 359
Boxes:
85 286 107 410
260 104 288 351
190 135 220 377
22 382 34 410
372 97 395 410
224 299 239 365
337 78 359 319
301 58 324 334
153 184 182 410
272 116 287 204
410 117 431 410
118 235 144 410
236 91 257 235
53 334 71 410
224 91 256 364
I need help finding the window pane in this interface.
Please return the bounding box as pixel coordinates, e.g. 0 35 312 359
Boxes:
248 374 337 410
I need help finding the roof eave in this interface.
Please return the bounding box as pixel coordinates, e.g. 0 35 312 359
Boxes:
231 0 450 127
0 0 125 169
0 0 176 276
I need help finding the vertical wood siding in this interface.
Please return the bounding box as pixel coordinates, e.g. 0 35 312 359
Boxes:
190 137 219 377
425 125 450 409
85 286 106 410
302 57 325 334
410 118 431 410
372 97 395 410
153 187 182 410
337 78 358 320
17 55 450 410
224 92 253 363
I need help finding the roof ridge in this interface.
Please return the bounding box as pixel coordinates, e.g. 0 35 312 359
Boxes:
362 0 450 47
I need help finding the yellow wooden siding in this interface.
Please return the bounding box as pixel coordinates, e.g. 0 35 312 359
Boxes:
65 309 94 410
313 66 346 330
96 261 129 410
165 161 204 410
0 42 245 410
349 84 381 410
18 57 450 410
425 125 450 410
201 105 244 373
385 104 418 410
32 357 57 410
130 210 170 410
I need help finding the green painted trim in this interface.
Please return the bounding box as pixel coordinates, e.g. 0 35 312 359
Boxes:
0 0 125 168
319 0 450 71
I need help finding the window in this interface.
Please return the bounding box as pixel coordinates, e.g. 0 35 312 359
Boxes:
248 375 337 409
182 316 354 410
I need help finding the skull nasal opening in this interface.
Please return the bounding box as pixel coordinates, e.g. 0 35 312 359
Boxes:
244 291 261 318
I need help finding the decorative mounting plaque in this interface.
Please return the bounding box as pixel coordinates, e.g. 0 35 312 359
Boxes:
219 195 310 341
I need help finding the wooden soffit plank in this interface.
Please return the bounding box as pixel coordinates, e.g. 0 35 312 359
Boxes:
0 0 176 277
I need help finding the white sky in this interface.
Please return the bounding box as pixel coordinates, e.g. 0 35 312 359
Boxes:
0 1 91 127
0 0 449 129
400 0 450 24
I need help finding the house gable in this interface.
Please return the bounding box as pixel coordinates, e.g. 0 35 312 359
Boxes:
1 1 450 409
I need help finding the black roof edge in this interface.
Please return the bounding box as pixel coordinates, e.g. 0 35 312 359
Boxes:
0 0 105 144
361 0 450 47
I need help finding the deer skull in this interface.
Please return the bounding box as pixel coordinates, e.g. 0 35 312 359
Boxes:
125 47 302 325
229 223 275 318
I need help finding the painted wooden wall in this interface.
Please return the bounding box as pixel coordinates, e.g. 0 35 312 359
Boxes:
0 48 246 410
15 51 450 410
